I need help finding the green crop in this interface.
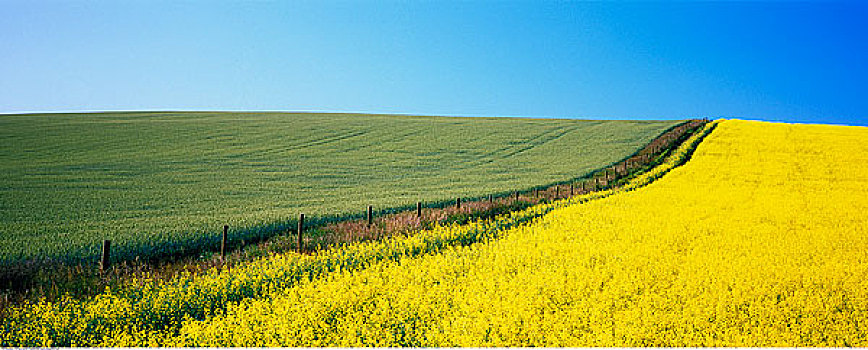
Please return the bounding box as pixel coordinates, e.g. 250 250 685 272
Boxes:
0 112 679 264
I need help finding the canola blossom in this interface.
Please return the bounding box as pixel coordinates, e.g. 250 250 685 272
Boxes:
9 119 868 346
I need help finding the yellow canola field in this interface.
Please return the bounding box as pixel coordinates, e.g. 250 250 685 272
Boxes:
168 120 868 347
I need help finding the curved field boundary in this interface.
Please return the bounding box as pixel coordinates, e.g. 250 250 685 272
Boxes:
0 118 699 295
0 121 717 347
159 119 867 347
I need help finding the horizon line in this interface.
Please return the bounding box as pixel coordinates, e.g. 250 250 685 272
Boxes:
0 108 709 122
4 108 866 127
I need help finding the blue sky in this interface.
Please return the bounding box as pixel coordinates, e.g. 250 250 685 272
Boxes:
1 1 866 125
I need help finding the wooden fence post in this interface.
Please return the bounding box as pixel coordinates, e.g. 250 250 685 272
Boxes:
514 191 519 201
297 213 304 253
367 205 373 227
488 194 493 203
100 239 111 272
456 197 461 208
221 225 228 260
417 202 422 217
555 186 559 198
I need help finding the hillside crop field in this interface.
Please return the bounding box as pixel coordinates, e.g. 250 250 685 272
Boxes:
4 119 867 346
0 112 679 264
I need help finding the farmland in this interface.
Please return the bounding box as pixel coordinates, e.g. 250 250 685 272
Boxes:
0 112 680 265
0 120 713 346
4 119 867 346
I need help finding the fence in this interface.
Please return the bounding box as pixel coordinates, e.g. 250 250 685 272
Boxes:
93 119 709 271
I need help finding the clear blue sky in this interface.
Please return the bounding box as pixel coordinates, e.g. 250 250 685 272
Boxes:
2 1 866 125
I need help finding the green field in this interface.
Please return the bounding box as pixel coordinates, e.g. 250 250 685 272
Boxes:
0 112 680 264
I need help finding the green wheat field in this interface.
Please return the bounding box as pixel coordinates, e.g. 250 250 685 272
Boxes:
0 112 679 264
